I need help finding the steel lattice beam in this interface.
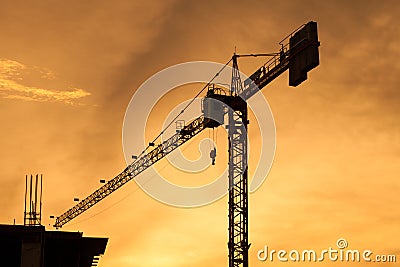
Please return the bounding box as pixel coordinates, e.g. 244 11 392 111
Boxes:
228 106 248 267
227 56 249 267
54 116 212 228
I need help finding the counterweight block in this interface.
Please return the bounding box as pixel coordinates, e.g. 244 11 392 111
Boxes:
289 21 320 87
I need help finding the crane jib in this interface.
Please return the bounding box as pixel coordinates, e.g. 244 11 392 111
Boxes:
54 116 212 228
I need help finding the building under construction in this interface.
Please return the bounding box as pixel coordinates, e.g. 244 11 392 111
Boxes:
0 175 108 267
0 224 107 267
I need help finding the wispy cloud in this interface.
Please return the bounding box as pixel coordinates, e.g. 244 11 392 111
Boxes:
0 59 90 105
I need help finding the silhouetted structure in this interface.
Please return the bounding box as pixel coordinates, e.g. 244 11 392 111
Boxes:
53 21 320 267
0 224 107 267
24 174 43 226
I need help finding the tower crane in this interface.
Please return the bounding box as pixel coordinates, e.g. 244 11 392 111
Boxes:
53 21 320 267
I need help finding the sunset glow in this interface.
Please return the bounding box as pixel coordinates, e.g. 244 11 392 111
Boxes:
0 1 399 267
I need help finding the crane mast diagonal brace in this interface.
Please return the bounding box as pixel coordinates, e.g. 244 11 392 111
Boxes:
54 116 213 228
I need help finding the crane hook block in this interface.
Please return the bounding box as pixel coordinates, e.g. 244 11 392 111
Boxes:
210 147 217 165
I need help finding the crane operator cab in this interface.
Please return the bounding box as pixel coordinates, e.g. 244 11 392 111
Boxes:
202 84 226 128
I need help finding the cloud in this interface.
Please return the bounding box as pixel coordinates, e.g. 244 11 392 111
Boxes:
0 59 90 105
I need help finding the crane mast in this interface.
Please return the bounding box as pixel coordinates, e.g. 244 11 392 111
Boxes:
200 21 319 266
228 58 249 267
53 21 320 267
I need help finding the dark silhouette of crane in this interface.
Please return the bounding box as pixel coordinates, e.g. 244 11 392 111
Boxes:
53 21 320 267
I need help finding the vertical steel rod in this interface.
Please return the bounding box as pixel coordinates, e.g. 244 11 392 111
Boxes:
35 174 38 224
24 175 27 225
40 174 43 225
29 175 33 225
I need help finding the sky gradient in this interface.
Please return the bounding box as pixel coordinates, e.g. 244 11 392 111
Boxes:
0 1 399 266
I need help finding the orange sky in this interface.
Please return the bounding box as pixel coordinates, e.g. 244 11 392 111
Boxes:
1 1 399 266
